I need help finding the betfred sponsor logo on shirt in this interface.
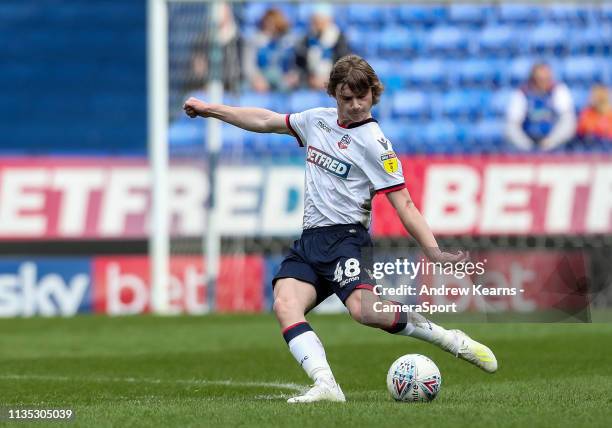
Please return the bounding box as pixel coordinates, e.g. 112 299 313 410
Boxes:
306 146 351 179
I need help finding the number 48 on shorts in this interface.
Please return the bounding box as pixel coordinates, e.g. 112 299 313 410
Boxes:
333 258 361 287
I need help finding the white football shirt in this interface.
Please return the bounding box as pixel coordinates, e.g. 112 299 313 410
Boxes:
286 107 405 229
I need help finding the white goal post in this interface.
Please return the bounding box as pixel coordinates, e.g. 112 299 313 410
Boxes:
148 0 227 314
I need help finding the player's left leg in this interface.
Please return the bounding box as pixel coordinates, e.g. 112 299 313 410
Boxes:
344 289 498 373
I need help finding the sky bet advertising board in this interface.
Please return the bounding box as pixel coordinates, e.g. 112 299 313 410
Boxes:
0 250 589 318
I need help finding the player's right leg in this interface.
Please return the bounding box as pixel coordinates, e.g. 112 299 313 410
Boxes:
273 278 345 403
344 289 498 373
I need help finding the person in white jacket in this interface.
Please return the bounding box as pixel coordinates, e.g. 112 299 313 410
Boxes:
505 63 576 151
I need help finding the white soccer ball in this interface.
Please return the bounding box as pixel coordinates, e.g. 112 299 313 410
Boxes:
386 354 442 402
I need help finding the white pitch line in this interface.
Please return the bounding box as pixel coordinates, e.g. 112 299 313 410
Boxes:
0 374 303 392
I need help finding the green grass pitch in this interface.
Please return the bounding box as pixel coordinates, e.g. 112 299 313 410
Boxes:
1 314 611 427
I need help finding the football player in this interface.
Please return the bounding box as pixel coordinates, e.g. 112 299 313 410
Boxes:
184 55 498 403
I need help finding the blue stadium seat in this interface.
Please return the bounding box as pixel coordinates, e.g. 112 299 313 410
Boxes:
488 89 514 118
346 4 387 26
479 25 519 56
548 4 590 24
238 91 282 111
221 122 249 148
439 90 488 120
602 56 612 85
169 117 253 157
472 119 505 150
528 25 568 55
368 59 403 92
427 26 471 56
403 59 446 87
396 5 446 26
569 26 612 54
346 27 378 57
563 56 605 86
169 118 204 151
377 120 405 145
601 4 612 20
288 90 333 113
508 57 534 85
498 4 544 23
376 120 426 154
454 59 500 87
380 120 431 154
423 120 466 153
377 27 421 56
248 130 298 156
570 88 591 111
447 4 489 26
392 91 430 119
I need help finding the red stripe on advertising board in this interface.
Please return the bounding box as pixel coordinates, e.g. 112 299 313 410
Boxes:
92 255 264 314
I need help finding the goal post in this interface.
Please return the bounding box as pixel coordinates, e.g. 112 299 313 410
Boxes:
148 0 171 315
149 0 229 314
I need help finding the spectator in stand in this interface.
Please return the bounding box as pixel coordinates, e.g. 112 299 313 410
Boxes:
505 63 576 151
294 3 351 90
577 85 612 142
186 3 242 93
243 8 299 92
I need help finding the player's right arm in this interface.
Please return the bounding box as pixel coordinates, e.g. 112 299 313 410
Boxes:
183 96 291 135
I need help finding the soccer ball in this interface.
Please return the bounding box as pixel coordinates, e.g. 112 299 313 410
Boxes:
386 354 442 402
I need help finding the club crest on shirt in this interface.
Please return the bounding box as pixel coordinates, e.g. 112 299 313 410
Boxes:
337 134 352 149
381 151 399 174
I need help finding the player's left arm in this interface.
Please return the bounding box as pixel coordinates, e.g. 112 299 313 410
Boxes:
386 188 467 263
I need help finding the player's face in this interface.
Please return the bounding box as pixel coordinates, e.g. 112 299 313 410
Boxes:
335 85 373 125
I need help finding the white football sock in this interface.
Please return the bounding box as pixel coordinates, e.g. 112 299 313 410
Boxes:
396 317 456 352
287 330 334 382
